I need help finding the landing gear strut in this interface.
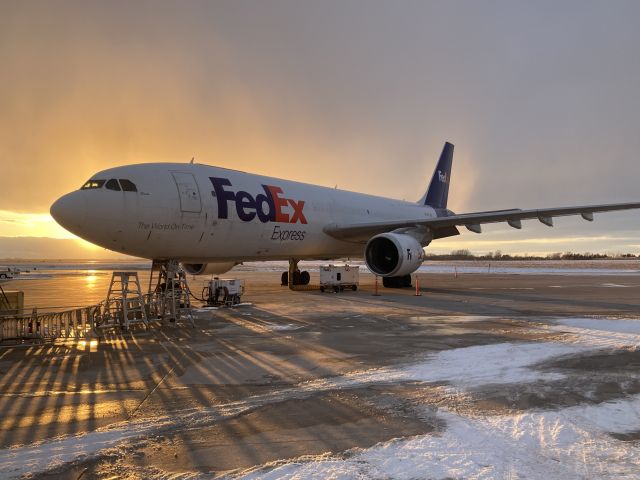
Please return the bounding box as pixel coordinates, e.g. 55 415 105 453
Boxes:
281 259 310 289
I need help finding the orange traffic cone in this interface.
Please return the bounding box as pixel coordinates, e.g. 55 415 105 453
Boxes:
373 275 381 296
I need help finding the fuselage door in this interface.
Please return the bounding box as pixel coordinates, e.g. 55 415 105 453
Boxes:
171 172 202 213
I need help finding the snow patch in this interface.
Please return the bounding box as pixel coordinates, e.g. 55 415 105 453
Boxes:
236 399 640 480
0 417 174 479
264 324 300 331
548 318 640 350
192 307 218 313
403 342 578 387
235 318 640 479
418 265 640 276
556 317 640 336
5 317 640 479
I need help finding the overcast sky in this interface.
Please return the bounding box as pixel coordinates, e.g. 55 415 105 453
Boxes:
1 0 639 258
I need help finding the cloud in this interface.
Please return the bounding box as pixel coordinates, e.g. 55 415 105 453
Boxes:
1 1 639 255
430 233 640 256
0 210 76 237
0 236 131 260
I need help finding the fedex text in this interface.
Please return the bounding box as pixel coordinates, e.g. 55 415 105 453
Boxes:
210 177 307 224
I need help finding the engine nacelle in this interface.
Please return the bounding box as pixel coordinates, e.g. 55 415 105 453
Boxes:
181 262 236 276
365 233 425 277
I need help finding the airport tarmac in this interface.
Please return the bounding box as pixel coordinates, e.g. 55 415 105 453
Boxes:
1 269 640 478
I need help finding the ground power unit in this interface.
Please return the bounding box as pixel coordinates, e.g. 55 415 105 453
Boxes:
319 264 359 292
204 278 245 306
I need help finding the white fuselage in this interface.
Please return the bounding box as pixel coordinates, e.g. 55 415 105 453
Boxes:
51 163 437 262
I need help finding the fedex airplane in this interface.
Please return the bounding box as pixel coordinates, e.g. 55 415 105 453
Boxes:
51 143 640 288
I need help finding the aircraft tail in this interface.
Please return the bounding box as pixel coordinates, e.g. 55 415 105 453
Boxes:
417 142 454 209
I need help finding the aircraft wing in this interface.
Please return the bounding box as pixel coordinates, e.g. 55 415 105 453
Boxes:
323 202 640 242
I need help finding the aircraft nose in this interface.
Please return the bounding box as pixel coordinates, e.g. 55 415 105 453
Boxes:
50 192 87 232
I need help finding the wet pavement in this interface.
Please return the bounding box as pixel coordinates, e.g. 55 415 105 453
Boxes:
1 270 640 478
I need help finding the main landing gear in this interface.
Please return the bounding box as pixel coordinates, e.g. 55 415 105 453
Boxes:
382 274 412 288
281 259 310 289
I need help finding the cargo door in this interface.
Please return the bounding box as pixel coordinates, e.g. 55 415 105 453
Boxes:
171 172 202 213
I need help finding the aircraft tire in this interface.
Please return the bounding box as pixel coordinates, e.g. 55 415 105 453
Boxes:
382 276 399 288
300 271 310 285
383 275 412 288
281 272 288 286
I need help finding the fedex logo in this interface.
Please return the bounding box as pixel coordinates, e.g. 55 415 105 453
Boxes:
438 170 448 183
209 177 307 224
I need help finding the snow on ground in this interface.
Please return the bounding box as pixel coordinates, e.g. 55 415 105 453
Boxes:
192 307 219 312
295 317 640 393
549 317 640 350
557 317 640 336
308 342 579 390
417 265 640 275
3 317 640 478
0 417 175 478
234 319 640 480
234 260 640 276
11 260 640 280
236 398 640 480
264 323 301 331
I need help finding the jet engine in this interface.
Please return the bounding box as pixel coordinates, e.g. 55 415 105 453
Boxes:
364 233 425 277
181 262 236 276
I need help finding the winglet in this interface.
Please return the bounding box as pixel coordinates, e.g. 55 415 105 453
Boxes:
417 142 454 209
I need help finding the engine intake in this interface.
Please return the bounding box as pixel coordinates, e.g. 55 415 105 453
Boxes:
181 262 236 276
365 233 424 277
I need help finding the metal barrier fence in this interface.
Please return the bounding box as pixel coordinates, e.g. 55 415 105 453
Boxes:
0 292 194 344
0 304 101 344
0 269 196 345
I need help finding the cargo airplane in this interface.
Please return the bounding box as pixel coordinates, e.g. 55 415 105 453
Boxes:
51 143 640 288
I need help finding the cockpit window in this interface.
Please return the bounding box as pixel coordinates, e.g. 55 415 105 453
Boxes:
119 179 138 192
81 179 105 190
105 179 121 191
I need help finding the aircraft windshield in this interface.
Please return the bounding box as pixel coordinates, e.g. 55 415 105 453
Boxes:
105 179 121 191
81 180 105 190
119 179 137 192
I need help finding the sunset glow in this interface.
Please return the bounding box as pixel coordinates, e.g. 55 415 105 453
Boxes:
0 210 74 239
1 2 639 259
